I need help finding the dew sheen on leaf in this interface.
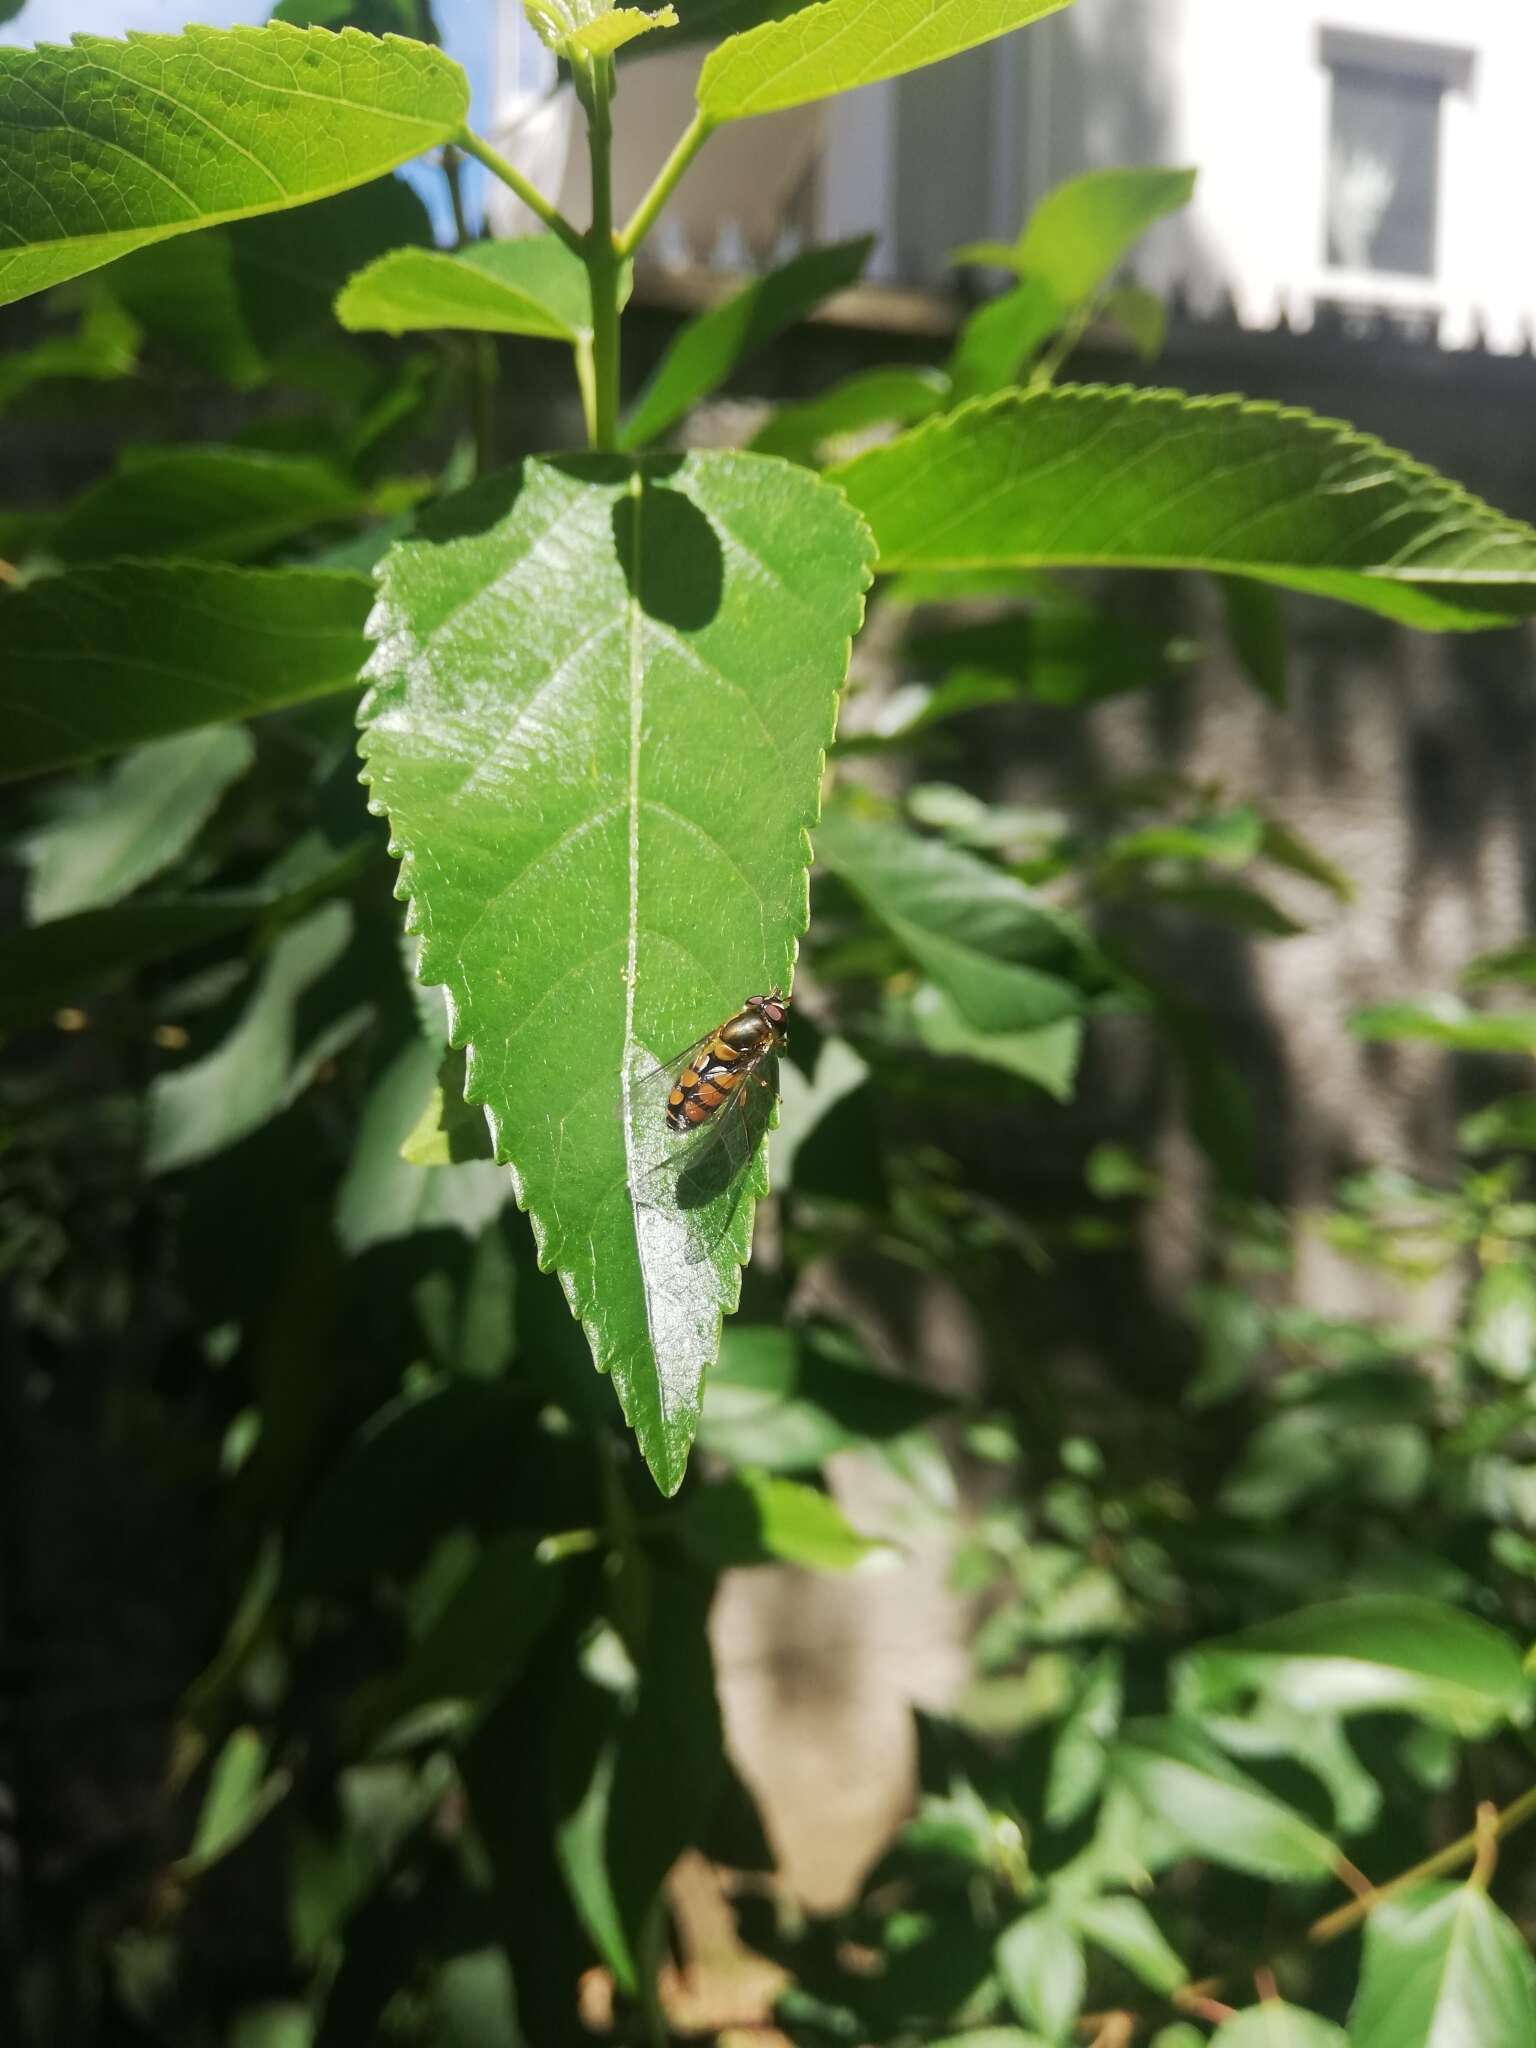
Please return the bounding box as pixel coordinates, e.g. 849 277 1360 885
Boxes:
359 453 873 1492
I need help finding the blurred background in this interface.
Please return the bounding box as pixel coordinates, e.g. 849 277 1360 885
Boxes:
6 1 1536 2041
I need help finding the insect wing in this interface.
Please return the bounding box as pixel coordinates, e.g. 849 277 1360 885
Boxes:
625 1035 781 1264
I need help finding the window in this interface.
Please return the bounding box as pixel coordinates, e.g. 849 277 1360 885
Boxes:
1326 62 1441 276
1319 33 1472 284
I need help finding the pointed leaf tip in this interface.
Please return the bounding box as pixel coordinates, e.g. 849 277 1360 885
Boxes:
360 453 873 1490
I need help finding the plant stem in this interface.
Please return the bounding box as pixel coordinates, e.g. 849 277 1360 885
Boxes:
1308 1778 1536 1944
454 125 586 257
471 334 497 477
617 106 715 259
582 56 622 452
442 142 471 248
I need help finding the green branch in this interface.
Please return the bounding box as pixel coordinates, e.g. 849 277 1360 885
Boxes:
617 108 715 259
454 126 586 257
581 56 622 451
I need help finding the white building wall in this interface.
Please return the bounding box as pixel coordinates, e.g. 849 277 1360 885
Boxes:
484 0 1536 351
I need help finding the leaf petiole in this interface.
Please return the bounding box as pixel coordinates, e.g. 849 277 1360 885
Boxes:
616 106 715 259
454 125 586 257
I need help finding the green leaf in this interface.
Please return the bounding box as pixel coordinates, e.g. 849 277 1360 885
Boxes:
1350 998 1536 1053
2 563 371 781
335 1038 510 1254
0 294 141 412
229 174 435 366
359 454 872 1493
698 0 1073 119
1461 1094 1536 1154
1046 1650 1122 1826
1463 940 1536 989
526 0 677 59
46 446 365 567
1259 814 1353 901
1100 284 1166 360
146 902 371 1174
0 25 469 309
1071 1895 1184 1997
546 1571 725 1991
105 232 267 386
749 367 948 464
909 985 1082 1101
348 1533 559 1749
0 894 276 1032
815 807 1089 1031
1108 808 1264 869
179 1727 290 1875
1219 574 1289 707
1179 1595 1531 1738
678 1469 892 1570
1470 1263 1536 1382
947 279 1065 403
568 4 679 57
832 386 1536 630
620 237 873 450
1110 1718 1339 1881
977 167 1197 308
1349 1884 1536 2048
25 728 254 922
699 1322 953 1471
336 235 592 341
1210 2005 1347 2048
996 1910 1085 2043
908 612 1192 709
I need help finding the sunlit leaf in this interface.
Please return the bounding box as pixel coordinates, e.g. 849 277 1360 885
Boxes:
996 1909 1085 2042
910 985 1082 1101
1210 2005 1347 2048
815 807 1091 1032
620 237 873 450
957 167 1195 309
833 386 1536 629
1111 1718 1339 1881
699 1322 952 1471
0 25 469 308
1349 1884 1536 2048
337 236 593 341
1180 1595 1531 1738
697 0 1073 119
360 454 872 1492
1071 1895 1184 1997
947 280 1063 403
2 562 371 781
679 1469 892 1570
1470 1263 1536 1382
1351 998 1536 1053
24 728 254 922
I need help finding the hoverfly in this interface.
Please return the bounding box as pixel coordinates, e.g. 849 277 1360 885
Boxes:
626 991 789 1253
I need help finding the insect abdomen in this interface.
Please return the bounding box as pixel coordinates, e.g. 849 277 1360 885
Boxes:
665 1009 770 1131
